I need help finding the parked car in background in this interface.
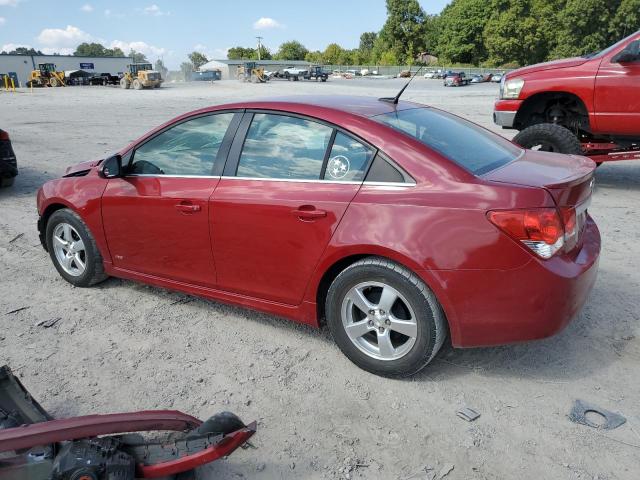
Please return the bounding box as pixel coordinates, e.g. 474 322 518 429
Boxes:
37 95 600 377
88 73 120 86
470 74 483 83
423 70 436 79
494 30 640 164
444 72 470 86
491 73 503 82
0 128 17 187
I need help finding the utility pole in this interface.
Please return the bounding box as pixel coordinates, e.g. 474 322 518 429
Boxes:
256 36 263 61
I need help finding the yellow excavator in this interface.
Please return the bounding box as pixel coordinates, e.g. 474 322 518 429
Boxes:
120 63 163 90
236 62 269 83
26 63 66 87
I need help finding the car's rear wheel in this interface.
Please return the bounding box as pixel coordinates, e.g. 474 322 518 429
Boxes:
326 257 447 377
46 209 108 287
513 123 583 155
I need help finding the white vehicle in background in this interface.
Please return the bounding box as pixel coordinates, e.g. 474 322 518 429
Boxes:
282 66 309 81
423 70 436 79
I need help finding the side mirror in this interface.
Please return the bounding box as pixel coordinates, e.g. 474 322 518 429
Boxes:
613 49 640 64
99 154 123 178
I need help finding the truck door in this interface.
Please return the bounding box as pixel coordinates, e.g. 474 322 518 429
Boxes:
594 37 640 135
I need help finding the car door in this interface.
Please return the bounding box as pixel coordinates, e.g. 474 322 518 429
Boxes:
102 111 240 287
210 112 376 305
594 38 640 135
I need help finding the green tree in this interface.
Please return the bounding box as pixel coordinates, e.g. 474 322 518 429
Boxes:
1 47 43 55
378 0 428 64
188 51 209 70
255 45 272 60
305 50 324 63
129 50 148 63
609 0 640 39
322 43 345 64
435 0 492 64
155 59 168 77
483 0 554 66
180 61 193 81
551 0 620 59
74 42 124 57
275 40 309 60
227 47 255 59
359 32 377 52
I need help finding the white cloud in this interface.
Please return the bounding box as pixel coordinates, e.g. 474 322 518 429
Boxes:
0 0 20 6
36 25 92 50
109 40 166 59
253 17 283 30
80 4 93 12
143 4 169 16
1 42 30 52
0 17 5 26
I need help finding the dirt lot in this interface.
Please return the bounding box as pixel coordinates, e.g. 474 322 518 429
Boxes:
1 78 639 480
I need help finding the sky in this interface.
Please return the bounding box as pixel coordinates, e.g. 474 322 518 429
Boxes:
0 0 450 68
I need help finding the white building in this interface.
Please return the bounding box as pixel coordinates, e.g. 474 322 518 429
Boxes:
199 59 310 80
0 54 132 87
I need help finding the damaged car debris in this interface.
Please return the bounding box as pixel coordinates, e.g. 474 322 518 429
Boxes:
0 365 256 480
568 399 626 430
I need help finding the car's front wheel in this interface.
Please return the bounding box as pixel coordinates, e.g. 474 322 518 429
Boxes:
326 257 447 377
46 209 108 287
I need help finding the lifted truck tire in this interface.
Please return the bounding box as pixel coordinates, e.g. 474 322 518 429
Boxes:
513 123 583 155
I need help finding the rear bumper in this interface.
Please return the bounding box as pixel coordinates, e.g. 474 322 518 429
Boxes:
427 217 601 348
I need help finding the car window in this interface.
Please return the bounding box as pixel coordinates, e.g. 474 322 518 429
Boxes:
130 113 234 176
373 107 522 175
237 113 333 180
323 132 374 181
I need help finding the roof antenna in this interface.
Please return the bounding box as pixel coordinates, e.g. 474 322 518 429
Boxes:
379 65 424 104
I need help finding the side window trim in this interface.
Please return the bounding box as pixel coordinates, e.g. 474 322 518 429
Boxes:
126 109 244 177
363 152 416 186
319 129 338 180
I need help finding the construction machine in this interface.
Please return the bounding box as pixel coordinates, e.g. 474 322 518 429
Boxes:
236 62 269 83
120 63 163 90
26 64 66 87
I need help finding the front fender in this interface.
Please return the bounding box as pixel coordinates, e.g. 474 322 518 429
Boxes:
37 171 111 263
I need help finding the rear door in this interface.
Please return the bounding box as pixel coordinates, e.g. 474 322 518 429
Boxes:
102 111 240 287
594 37 640 135
210 112 376 305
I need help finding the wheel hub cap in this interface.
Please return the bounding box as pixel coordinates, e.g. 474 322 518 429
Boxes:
52 223 86 277
341 281 418 361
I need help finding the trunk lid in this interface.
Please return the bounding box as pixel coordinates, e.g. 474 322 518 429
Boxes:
483 149 596 253
483 149 595 206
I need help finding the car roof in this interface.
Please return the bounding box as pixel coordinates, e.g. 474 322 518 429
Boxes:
213 95 421 118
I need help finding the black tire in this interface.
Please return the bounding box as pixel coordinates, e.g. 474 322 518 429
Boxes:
513 123 583 155
325 257 447 377
186 412 245 439
45 209 108 287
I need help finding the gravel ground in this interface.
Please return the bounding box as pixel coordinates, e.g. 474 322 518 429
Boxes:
1 78 639 480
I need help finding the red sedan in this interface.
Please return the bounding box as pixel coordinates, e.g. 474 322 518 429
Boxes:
36 96 601 377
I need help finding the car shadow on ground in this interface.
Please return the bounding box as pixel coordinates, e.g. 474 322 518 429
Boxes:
93 261 637 386
0 165 56 197
594 161 640 191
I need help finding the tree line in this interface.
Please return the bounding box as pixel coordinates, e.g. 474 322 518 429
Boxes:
226 0 640 67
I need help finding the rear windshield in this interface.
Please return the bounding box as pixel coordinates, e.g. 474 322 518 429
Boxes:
373 107 522 175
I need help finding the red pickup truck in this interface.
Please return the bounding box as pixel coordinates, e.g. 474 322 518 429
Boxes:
494 30 640 164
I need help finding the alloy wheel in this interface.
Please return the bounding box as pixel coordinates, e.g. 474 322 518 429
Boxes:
52 222 86 276
341 281 418 361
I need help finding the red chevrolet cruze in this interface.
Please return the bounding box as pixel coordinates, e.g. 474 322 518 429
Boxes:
37 96 601 376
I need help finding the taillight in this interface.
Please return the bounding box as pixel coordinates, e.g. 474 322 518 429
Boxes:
0 130 9 141
488 208 569 259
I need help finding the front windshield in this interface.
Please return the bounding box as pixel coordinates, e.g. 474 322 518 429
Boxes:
583 30 640 59
373 107 522 175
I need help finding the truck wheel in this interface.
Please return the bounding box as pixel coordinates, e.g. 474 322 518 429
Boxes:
120 78 130 89
513 123 583 155
49 77 59 87
132 79 143 90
